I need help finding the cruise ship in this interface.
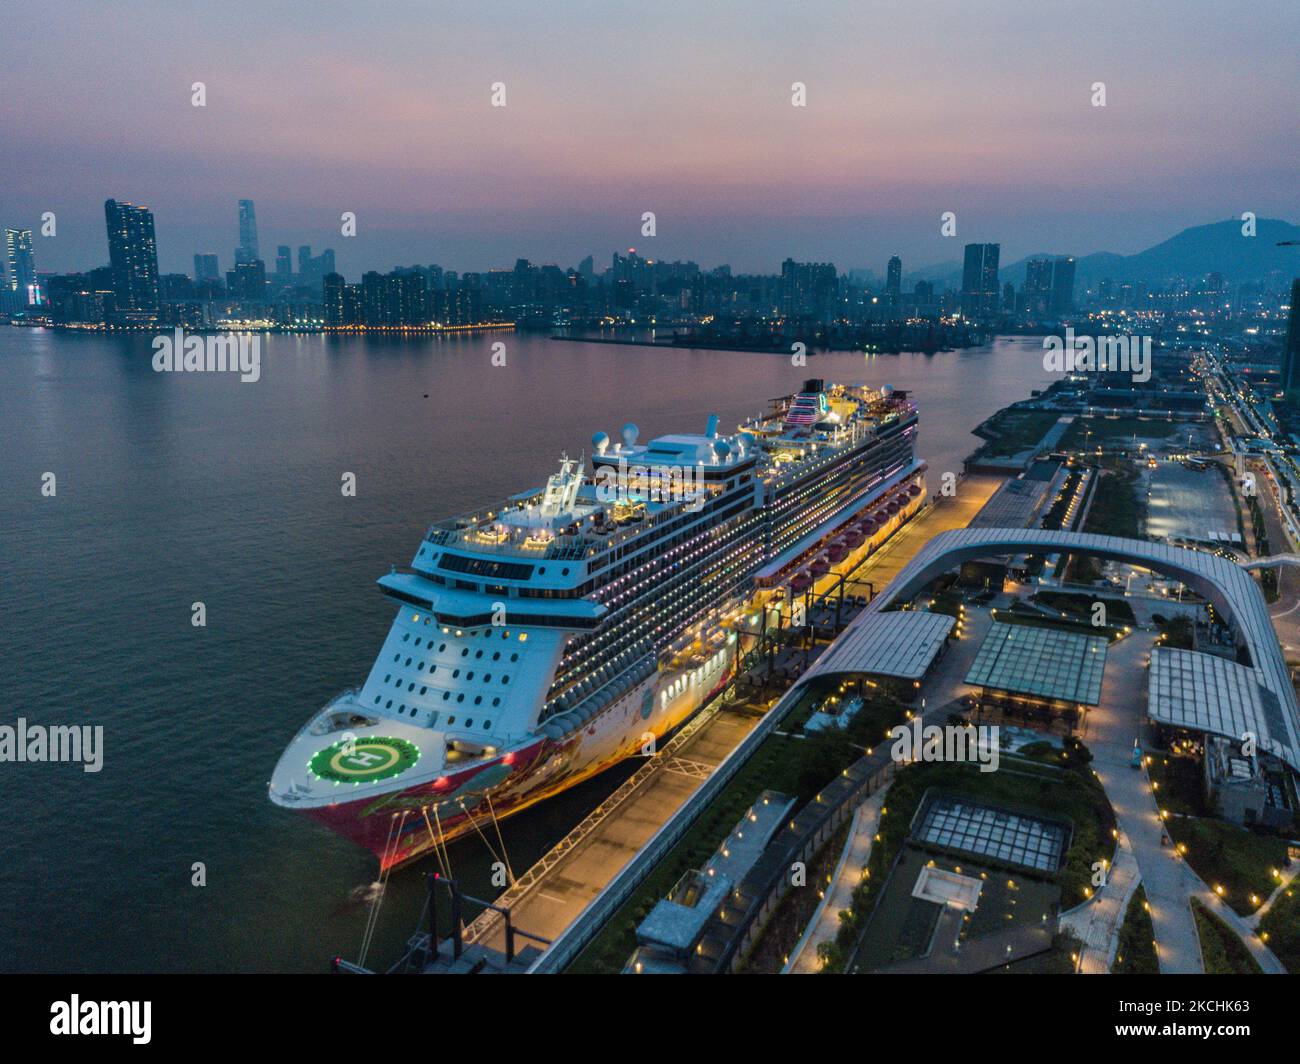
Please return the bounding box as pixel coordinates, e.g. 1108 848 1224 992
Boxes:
269 379 925 868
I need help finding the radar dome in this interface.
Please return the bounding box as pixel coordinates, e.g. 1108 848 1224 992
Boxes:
592 431 610 455
620 423 639 448
881 384 895 396
713 440 731 460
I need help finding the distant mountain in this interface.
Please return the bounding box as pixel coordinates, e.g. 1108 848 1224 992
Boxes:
902 260 963 285
911 218 1300 291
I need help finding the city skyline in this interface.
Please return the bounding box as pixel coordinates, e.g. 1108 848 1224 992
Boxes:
3 2 1297 276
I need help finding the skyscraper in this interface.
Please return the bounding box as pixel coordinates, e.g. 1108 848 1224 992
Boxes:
961 243 1000 319
194 253 219 282
237 199 259 264
1023 258 1053 317
275 245 293 278
1282 279 1300 409
104 199 159 317
886 256 902 295
4 228 37 303
226 259 268 303
1050 256 1076 316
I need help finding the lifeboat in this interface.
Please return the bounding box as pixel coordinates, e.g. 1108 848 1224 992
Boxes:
908 484 922 497
887 500 901 515
843 528 865 548
790 570 813 593
810 555 831 577
827 541 849 564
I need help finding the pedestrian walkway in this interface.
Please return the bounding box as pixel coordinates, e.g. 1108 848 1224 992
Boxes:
1088 631 1203 973
1185 882 1286 973
1060 834 1139 973
785 789 887 973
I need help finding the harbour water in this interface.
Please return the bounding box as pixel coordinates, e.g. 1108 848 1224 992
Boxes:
0 329 1057 971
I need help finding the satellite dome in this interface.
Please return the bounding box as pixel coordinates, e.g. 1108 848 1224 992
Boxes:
881 384 895 396
592 431 610 455
620 423 639 447
713 440 731 459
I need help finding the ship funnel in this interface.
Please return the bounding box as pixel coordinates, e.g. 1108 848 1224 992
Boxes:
705 413 719 438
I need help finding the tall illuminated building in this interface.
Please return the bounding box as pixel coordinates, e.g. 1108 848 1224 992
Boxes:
961 243 1000 319
1050 256 1076 316
237 199 259 263
5 228 37 304
103 199 159 317
1283 279 1300 409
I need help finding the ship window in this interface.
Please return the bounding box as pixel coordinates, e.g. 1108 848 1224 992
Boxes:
399 704 406 713
474 697 482 705
414 638 422 647
393 654 400 662
384 674 391 683
475 650 483 659
405 657 412 666
385 699 393 709
502 676 510 685
408 683 415 692
456 694 465 703
442 692 450 701
452 669 460 678
467 672 475 681
420 686 427 695
374 695 380 704
511 654 519 662
447 716 455 724
484 674 491 682
402 633 410 642
492 698 501 707
439 643 447 652
417 663 424 671
492 652 501 661
461 648 469 657
484 720 491 728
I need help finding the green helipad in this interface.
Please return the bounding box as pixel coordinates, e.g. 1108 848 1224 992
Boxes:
309 736 421 784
